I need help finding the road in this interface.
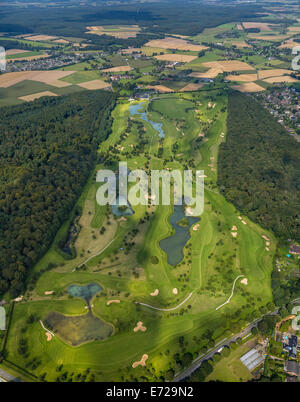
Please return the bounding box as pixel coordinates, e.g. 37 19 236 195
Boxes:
173 309 279 382
0 368 16 382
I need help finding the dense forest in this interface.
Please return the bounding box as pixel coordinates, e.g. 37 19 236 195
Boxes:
218 92 300 242
0 2 263 37
0 90 115 297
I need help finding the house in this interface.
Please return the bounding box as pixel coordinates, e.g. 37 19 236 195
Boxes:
286 376 298 382
289 244 300 256
284 361 300 377
283 335 298 359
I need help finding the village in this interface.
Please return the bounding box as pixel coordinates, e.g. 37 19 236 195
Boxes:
253 85 300 141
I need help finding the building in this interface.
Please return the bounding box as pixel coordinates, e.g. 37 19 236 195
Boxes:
283 335 298 359
240 348 264 371
289 244 300 256
284 361 300 377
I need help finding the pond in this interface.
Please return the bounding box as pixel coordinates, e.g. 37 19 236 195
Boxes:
45 311 113 346
129 102 165 138
111 195 134 217
67 283 102 304
159 205 199 266
45 282 114 346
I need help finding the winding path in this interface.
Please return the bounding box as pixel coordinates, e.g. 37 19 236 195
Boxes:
78 237 116 268
40 320 55 337
135 292 193 312
215 275 244 311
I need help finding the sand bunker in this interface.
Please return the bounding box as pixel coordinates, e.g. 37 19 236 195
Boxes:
150 289 159 296
241 220 247 225
262 235 270 242
193 224 200 231
132 354 148 368
173 288 178 295
231 232 238 238
45 332 52 341
107 299 120 306
232 226 237 231
44 290 54 295
241 278 248 285
133 321 147 332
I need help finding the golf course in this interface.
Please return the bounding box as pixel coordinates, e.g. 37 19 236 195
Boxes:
3 90 275 382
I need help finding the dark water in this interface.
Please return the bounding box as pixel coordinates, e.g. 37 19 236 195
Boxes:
159 205 199 266
45 311 113 346
129 102 165 138
68 283 102 304
111 195 134 217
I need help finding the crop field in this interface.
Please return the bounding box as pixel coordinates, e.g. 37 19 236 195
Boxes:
145 37 208 52
18 91 59 102
77 79 111 90
0 71 75 88
231 82 266 92
154 54 198 63
0 80 84 107
86 25 141 39
101 66 132 73
4 90 275 382
226 74 258 82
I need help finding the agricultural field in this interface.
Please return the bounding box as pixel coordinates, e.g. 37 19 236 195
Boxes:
3 91 275 382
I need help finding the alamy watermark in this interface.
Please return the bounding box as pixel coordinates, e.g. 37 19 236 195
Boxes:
291 306 300 331
0 46 6 72
96 162 204 217
292 46 300 71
